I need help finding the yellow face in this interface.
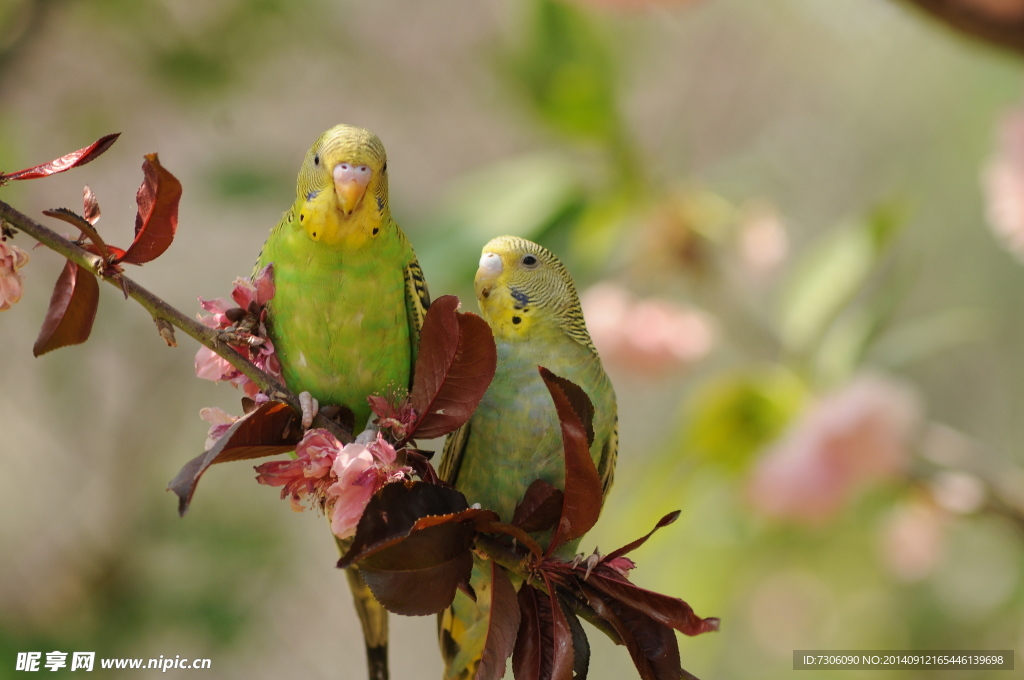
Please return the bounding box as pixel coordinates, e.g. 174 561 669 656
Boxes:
475 235 580 342
295 124 390 249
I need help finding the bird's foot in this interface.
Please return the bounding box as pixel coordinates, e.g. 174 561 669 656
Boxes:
299 391 319 430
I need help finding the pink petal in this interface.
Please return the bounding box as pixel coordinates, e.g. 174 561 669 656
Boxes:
230 277 257 309
253 264 276 306
195 346 235 381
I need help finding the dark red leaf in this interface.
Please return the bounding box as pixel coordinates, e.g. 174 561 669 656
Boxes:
360 549 474 616
512 581 573 680
562 599 590 680
338 482 496 615
512 479 565 534
583 569 719 637
168 400 301 516
116 153 181 265
83 185 101 225
82 241 127 263
477 520 546 559
33 260 99 356
0 133 119 182
42 208 113 261
583 585 681 680
539 368 603 554
605 511 681 562
339 481 472 564
514 586 545 680
408 295 497 440
476 562 522 680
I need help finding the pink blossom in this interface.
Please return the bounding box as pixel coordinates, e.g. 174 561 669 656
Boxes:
255 428 344 511
581 283 715 376
983 106 1024 261
255 429 408 534
737 203 788 279
604 556 636 577
199 407 239 450
194 265 281 397
327 434 408 539
0 239 30 311
879 498 947 582
747 374 921 524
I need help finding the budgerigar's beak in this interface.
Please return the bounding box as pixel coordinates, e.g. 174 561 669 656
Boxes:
334 163 372 215
475 251 503 299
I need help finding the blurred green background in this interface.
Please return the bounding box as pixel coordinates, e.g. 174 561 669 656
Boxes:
3 0 1024 678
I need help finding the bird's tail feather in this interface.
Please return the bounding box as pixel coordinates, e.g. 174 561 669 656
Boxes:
346 566 389 680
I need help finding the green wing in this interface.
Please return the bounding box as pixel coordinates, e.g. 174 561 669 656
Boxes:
403 255 430 375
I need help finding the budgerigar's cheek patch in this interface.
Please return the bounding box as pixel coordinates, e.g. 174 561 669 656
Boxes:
511 289 529 309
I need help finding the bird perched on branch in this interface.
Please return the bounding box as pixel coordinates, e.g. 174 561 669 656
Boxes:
257 124 430 680
438 235 617 680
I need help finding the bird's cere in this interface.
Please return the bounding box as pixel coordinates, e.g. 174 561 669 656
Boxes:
0 239 30 311
477 251 503 280
334 162 372 214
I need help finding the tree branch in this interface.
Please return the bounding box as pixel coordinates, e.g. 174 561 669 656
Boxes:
899 0 1024 56
0 198 352 443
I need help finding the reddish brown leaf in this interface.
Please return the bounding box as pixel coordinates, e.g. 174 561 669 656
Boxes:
476 520 546 559
539 368 603 554
408 295 497 440
117 153 181 265
583 585 681 680
605 511 681 563
83 185 101 224
583 569 719 637
477 562 522 680
168 400 300 516
512 581 573 680
512 479 564 533
33 260 99 356
0 133 120 183
42 208 112 261
338 482 496 615
562 601 590 680
361 549 474 616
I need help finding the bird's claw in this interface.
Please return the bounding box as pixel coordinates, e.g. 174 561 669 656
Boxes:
299 391 319 430
583 548 602 581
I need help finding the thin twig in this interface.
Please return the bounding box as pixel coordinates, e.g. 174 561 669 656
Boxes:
0 198 352 443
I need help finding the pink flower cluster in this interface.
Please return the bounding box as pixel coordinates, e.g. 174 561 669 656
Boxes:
194 265 282 397
0 239 30 311
255 429 409 540
581 283 715 376
983 105 1024 261
747 374 921 524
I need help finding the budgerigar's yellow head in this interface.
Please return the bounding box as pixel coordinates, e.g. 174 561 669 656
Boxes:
294 124 390 249
475 235 594 349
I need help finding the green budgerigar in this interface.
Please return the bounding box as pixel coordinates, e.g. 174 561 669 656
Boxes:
437 235 618 680
257 124 430 680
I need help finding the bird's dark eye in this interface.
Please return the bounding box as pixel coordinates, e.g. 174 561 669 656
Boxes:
521 254 538 268
314 154 320 166
382 162 387 173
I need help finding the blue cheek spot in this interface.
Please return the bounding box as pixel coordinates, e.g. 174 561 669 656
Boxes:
376 196 384 212
306 190 320 201
511 289 529 309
